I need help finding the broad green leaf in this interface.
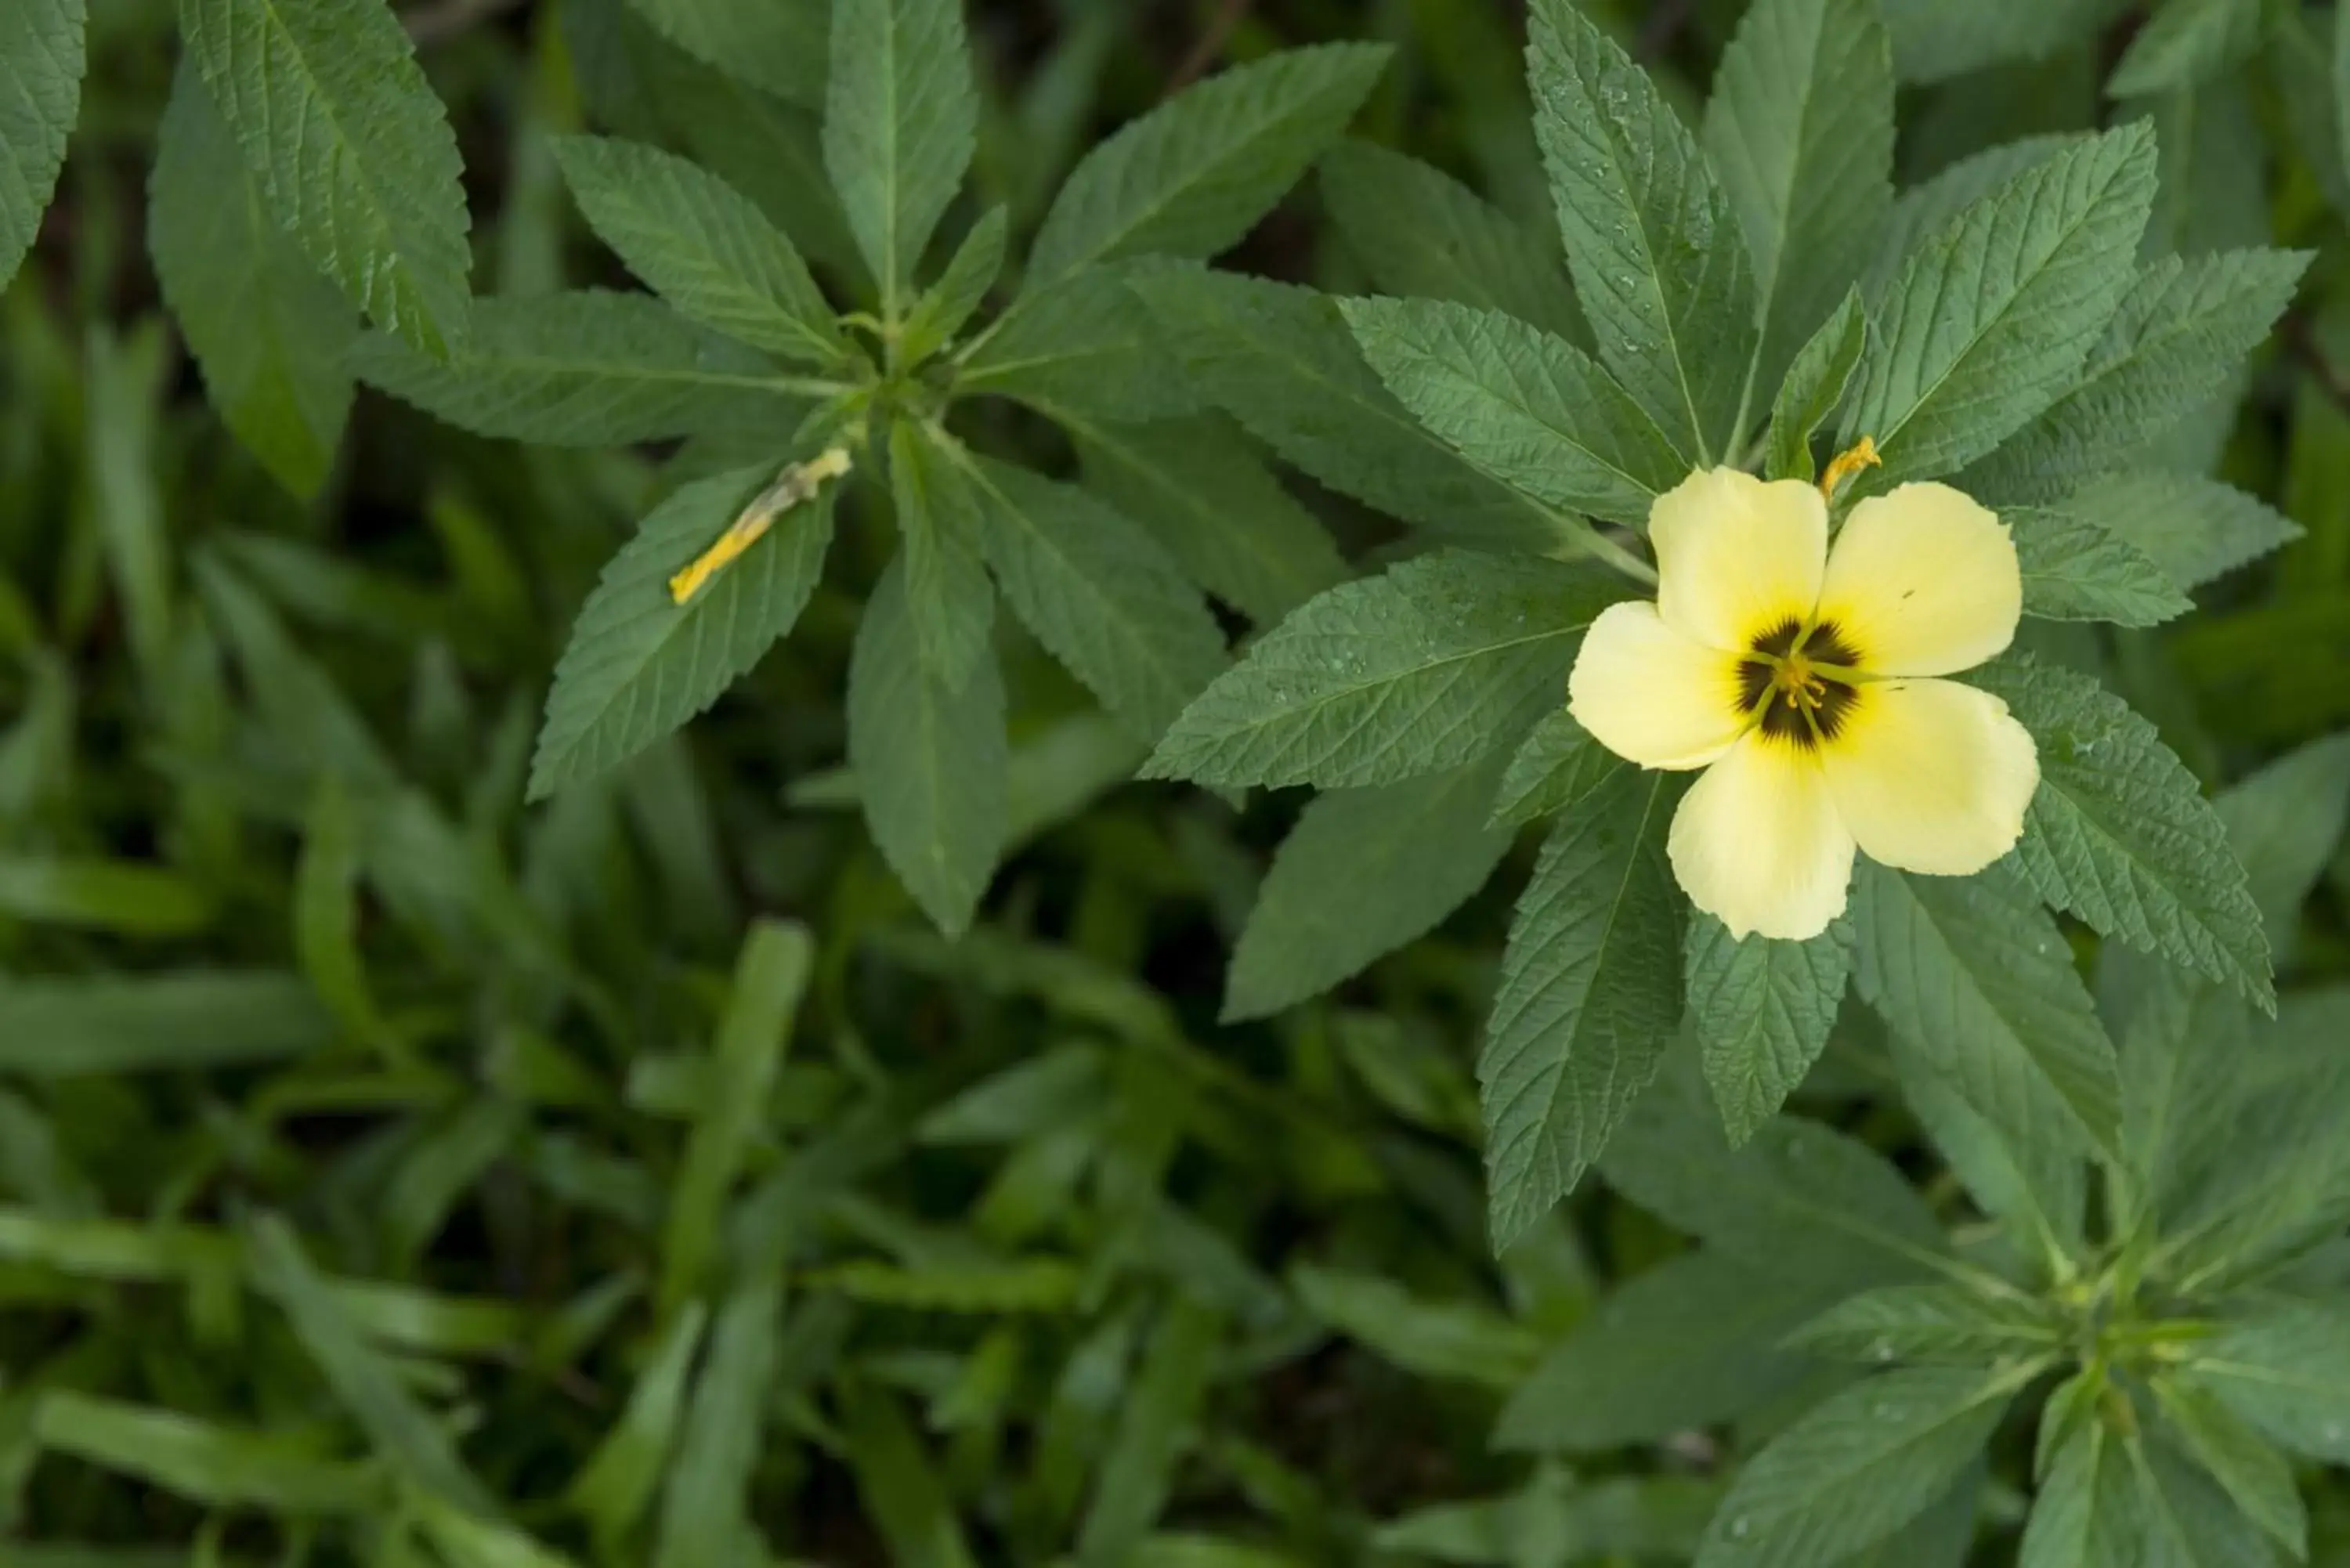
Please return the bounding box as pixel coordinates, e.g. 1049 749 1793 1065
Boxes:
180 0 472 355
840 1383 978 1568
953 451 1225 739
551 135 841 366
1340 296 1687 527
149 60 352 500
530 464 837 800
1965 249 2308 502
1319 140 1585 345
2193 1304 2350 1465
1703 0 1894 402
1599 1066 1947 1279
1896 1042 2085 1279
355 293 812 446
1787 1282 2066 1365
1029 44 1389 284
955 263 1198 423
1879 0 2126 85
1684 915 1852 1145
848 558 1006 936
2217 732 2350 940
2021 1417 2138 1568
2111 963 2256 1237
655 1277 790 1568
1290 1263 1539 1388
2047 473 2300 591
1843 125 2158 489
2108 0 2259 99
1694 1364 2034 1568
1974 658 2272 1006
1480 768 1683 1248
1528 0 1757 459
244 1216 490 1512
1078 1299 1222 1560
2012 508 2193 627
900 207 1004 365
822 0 974 305
0 973 331 1075
1489 706 1616 827
1495 1250 1834 1452
890 421 995 687
1850 862 2120 1158
0 0 83 292
620 0 826 109
1224 755 1515 1022
2134 1434 2285 1567
661 920 812 1310
1765 289 1866 482
1843 1466 1983 1568
1068 412 1346 625
1144 552 1622 791
34 1392 377 1513
566 1305 708 1545
1867 135 2075 299
1132 269 1566 552
2149 1375 2306 1556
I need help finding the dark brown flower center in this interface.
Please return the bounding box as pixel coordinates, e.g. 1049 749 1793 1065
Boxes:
1737 618 1860 748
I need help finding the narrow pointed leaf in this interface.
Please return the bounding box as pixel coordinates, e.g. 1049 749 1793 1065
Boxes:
822 0 975 303
0 0 84 291
1685 915 1852 1145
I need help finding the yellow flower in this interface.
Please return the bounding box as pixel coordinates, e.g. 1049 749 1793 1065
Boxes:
1567 466 2039 941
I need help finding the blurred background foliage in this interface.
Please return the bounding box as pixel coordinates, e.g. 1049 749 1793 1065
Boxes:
2 0 2348 1563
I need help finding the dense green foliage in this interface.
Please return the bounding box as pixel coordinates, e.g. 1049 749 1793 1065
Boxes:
4 0 2350 1563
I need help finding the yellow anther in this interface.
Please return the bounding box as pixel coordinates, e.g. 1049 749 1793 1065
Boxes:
669 447 853 605
1817 435 1882 502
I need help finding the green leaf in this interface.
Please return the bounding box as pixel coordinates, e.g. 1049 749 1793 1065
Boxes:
0 856 213 937
1599 1065 1948 1280
889 421 995 686
1896 1041 2085 1279
1224 755 1515 1022
1879 0 2125 85
848 557 1006 935
1132 269 1565 552
2108 0 2260 99
1480 768 1683 1249
1029 44 1390 284
355 293 811 446
1766 289 1867 482
2020 1415 2138 1568
244 1215 491 1512
1340 296 1687 528
0 973 331 1075
1703 0 1894 402
407 1494 584 1568
1842 124 2157 489
2149 1375 2306 1556
901 207 1004 365
841 1382 978 1568
953 450 1226 739
2012 506 2192 627
2135 1433 2286 1567
2193 1303 2350 1465
1489 706 1617 828
1849 862 2121 1159
566 1304 708 1546
1079 1299 1223 1561
2044 473 2301 591
551 135 841 366
179 0 472 356
654 1277 794 1568
1144 552 1622 791
1528 0 1757 460
661 919 812 1310
1495 1250 1835 1452
1693 1364 2033 1568
1068 412 1346 626
530 464 837 800
1684 915 1852 1145
2218 732 2350 941
1292 1263 1541 1389
1786 1282 2066 1365
0 0 83 292
955 263 1198 424
822 0 974 305
294 778 390 1050
148 60 352 500
1964 249 2308 503
1318 140 1585 345
34 1392 377 1513
1974 658 2272 1006
620 0 826 110
1868 135 2075 299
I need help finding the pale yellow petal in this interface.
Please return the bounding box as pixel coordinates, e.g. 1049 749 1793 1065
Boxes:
1650 467 1828 651
1668 734 1856 941
1817 482 2020 676
1567 602 1749 770
1821 677 2039 876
